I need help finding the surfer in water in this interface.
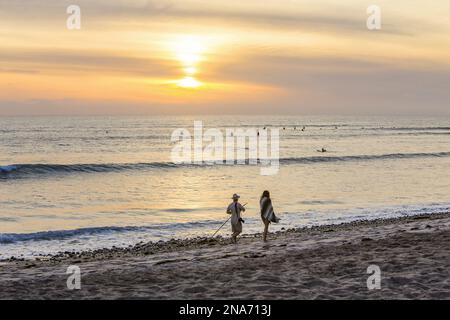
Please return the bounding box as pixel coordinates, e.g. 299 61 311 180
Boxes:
226 194 246 244
317 147 327 153
260 190 280 242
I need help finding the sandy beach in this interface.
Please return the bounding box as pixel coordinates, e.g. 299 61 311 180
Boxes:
0 213 449 300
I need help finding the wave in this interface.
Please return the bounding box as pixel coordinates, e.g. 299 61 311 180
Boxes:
2 151 450 178
0 220 219 244
2 203 449 246
280 151 450 164
368 126 450 131
0 165 18 173
0 162 180 177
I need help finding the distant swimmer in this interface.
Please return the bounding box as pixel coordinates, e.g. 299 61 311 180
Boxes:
317 148 327 153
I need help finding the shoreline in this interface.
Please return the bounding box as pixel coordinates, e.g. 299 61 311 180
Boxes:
3 211 450 263
1 212 449 299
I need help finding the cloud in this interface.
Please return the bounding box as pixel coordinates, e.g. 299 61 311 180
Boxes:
1 1 449 115
207 54 450 115
0 68 40 75
0 0 433 36
0 49 178 77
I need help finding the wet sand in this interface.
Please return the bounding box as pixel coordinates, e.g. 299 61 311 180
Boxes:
0 213 449 299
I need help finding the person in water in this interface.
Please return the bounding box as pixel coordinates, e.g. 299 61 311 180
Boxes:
226 194 246 243
260 190 280 242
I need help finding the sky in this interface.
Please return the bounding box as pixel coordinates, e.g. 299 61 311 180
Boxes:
0 0 449 116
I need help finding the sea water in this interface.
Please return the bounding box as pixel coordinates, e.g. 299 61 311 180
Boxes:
1 115 449 259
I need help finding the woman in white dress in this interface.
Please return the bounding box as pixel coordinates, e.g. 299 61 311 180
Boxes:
226 194 246 243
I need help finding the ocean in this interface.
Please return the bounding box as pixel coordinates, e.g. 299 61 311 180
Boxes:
1 115 449 259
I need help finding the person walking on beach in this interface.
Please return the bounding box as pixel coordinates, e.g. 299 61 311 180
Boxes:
226 194 246 243
260 190 280 242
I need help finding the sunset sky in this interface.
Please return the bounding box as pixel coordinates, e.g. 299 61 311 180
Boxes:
1 0 449 115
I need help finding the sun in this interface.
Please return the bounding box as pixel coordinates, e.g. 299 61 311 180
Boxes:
177 76 201 88
174 36 205 66
170 36 206 88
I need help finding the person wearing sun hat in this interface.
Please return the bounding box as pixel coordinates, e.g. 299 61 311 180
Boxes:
226 193 246 243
